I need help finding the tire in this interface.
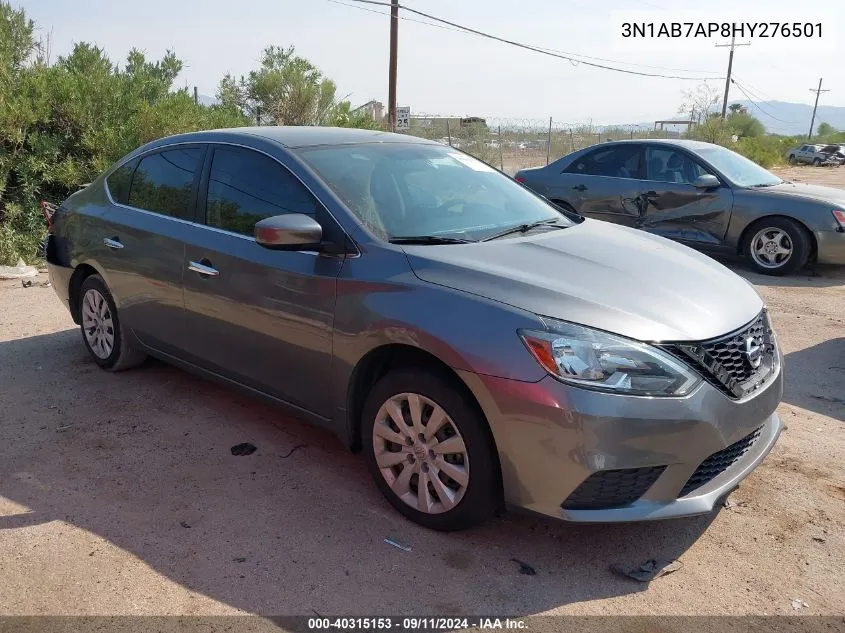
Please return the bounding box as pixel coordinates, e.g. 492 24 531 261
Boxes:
813 158 821 166
362 369 499 531
78 274 147 371
787 155 796 165
743 217 812 276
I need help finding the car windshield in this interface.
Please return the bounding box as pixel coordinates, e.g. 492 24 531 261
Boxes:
298 143 569 242
697 145 783 188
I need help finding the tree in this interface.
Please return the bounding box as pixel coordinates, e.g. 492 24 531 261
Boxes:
816 122 837 138
678 83 722 124
0 2 248 265
217 45 379 129
688 113 732 144
727 111 765 138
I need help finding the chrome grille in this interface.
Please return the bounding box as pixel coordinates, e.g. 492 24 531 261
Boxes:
662 310 776 399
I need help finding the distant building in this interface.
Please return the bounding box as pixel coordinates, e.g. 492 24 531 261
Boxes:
352 100 385 123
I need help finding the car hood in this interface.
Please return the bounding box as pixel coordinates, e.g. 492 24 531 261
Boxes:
402 220 763 342
754 181 845 206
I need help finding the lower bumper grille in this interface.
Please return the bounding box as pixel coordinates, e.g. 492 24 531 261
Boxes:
680 426 763 497
562 466 666 510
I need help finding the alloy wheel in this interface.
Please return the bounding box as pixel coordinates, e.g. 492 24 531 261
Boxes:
81 288 115 359
750 227 793 269
372 392 469 514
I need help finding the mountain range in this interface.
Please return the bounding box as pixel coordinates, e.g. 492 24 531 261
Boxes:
631 101 845 137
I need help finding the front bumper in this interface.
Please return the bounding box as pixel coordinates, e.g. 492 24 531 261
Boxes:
457 347 783 522
814 228 845 265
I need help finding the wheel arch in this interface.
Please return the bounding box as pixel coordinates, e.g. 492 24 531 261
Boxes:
346 342 505 508
67 263 101 324
736 214 817 262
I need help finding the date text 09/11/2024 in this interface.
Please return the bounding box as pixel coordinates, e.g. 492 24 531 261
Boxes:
307 618 528 630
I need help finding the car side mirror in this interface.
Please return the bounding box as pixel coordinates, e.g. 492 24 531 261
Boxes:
255 214 323 250
693 174 720 189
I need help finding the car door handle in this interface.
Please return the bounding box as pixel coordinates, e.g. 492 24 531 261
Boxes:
188 261 219 277
103 237 124 249
572 184 588 192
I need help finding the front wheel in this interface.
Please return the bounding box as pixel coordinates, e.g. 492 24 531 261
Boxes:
788 155 796 165
362 370 499 531
743 218 811 276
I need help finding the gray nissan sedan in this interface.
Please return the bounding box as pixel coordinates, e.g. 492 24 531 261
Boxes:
46 127 783 531
515 139 845 275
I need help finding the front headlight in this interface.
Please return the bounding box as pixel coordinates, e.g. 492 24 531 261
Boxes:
519 318 701 397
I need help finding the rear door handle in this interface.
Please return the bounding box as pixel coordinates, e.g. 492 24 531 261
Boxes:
572 184 588 192
188 261 219 277
103 237 124 249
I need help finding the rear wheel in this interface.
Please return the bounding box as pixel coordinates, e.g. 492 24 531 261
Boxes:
813 157 822 166
362 370 498 531
78 274 147 371
743 217 811 276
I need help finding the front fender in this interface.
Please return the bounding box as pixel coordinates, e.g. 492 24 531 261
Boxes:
724 193 832 251
329 248 548 436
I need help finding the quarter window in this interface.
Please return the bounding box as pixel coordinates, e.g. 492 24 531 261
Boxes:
106 161 135 205
565 146 641 178
206 148 318 236
127 148 202 219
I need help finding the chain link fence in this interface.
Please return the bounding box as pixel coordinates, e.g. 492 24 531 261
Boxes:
401 115 682 175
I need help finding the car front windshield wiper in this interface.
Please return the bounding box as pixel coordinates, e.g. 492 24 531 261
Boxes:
748 182 782 188
388 235 473 245
481 218 564 242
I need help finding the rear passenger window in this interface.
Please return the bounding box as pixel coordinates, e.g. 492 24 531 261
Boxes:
565 146 641 178
206 147 318 236
106 161 135 205
127 148 202 220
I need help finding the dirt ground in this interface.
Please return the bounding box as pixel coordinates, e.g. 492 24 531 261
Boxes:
0 167 843 621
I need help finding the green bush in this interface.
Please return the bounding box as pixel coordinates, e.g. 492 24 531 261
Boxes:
732 135 799 168
0 4 379 265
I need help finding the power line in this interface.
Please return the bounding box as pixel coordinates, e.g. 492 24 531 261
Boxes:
730 79 795 124
730 76 775 103
328 0 718 75
326 0 467 35
338 0 724 80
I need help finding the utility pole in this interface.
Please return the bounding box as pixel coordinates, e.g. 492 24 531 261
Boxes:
807 78 829 140
715 35 750 118
387 0 399 131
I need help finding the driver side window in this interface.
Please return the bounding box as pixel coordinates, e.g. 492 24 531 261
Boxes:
645 147 712 184
205 147 318 236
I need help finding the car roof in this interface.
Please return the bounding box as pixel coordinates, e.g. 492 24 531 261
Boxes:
151 126 439 149
589 138 722 151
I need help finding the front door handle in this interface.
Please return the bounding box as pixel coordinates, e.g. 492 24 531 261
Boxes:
572 184 588 192
103 237 124 249
188 261 219 277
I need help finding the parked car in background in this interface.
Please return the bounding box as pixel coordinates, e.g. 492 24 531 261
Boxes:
515 139 845 275
47 128 784 531
787 143 840 166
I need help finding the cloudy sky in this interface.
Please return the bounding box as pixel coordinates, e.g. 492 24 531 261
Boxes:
18 0 845 126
